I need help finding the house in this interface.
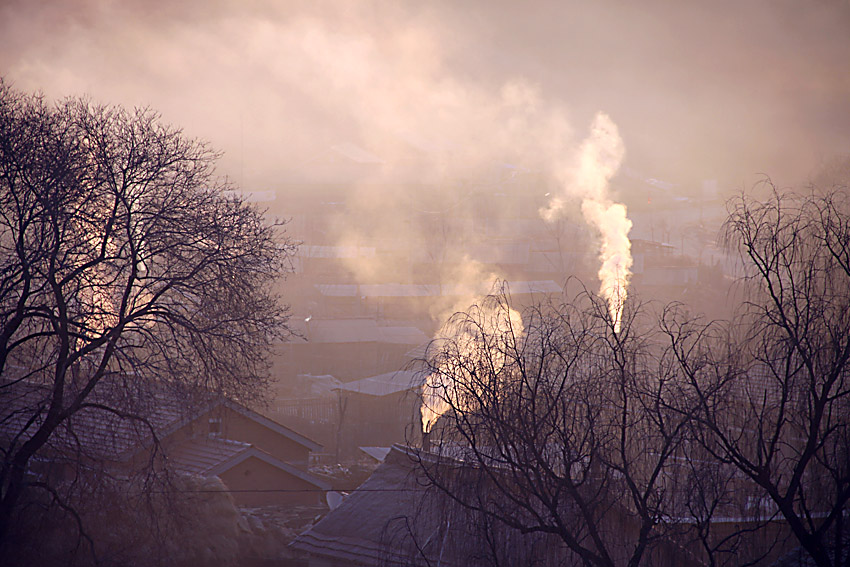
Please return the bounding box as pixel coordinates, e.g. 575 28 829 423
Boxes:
153 396 331 506
0 378 329 507
293 443 793 567
290 445 565 566
156 396 323 469
166 436 330 507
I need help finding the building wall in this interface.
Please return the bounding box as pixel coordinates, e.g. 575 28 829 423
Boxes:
151 405 313 469
336 390 420 458
219 456 323 507
213 406 312 468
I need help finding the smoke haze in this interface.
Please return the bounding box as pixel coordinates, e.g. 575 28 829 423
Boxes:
3 0 850 326
3 0 849 188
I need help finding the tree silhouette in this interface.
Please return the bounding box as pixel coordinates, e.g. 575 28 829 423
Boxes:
0 82 293 558
674 183 850 567
414 288 711 567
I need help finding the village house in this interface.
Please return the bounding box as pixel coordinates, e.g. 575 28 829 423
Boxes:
291 443 802 567
0 378 330 507
290 445 567 567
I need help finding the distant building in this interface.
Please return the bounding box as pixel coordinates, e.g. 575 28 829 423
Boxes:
273 370 425 459
333 370 424 457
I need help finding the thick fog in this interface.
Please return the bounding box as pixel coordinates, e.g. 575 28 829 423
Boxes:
3 0 850 323
3 0 849 187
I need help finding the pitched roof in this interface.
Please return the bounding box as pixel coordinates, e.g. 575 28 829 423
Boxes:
0 378 322 463
359 446 391 462
1 380 192 463
219 399 322 453
168 436 331 490
167 436 253 475
291 445 563 566
291 445 443 566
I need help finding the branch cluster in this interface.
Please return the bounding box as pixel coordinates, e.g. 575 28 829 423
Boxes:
415 183 850 567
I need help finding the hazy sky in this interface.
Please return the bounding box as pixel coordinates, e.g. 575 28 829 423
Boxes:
2 0 849 190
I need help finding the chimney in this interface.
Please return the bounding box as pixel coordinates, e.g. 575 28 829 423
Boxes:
422 430 431 453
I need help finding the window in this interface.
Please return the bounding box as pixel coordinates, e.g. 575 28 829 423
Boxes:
208 417 222 437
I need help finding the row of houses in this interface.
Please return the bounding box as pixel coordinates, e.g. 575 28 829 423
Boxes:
0 378 330 509
290 445 811 567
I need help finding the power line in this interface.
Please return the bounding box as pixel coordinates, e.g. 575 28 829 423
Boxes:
140 487 416 494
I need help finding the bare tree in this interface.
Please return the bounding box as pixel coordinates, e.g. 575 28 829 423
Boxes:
0 82 293 558
659 304 786 567
414 287 706 567
411 181 850 566
671 182 850 567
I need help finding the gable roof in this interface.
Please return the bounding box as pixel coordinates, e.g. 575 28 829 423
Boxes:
292 445 698 567
0 378 322 464
291 445 440 566
1 380 194 463
291 445 561 567
218 399 322 453
168 436 331 490
167 436 252 475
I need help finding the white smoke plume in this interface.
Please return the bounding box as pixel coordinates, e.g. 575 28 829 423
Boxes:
421 296 523 434
542 112 631 332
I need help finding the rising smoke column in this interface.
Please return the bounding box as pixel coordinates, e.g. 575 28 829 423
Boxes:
542 112 631 333
420 297 523 435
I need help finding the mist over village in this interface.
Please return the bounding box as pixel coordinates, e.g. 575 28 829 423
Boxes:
1 1 850 566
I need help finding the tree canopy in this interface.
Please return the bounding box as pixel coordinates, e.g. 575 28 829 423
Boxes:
0 81 293 557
